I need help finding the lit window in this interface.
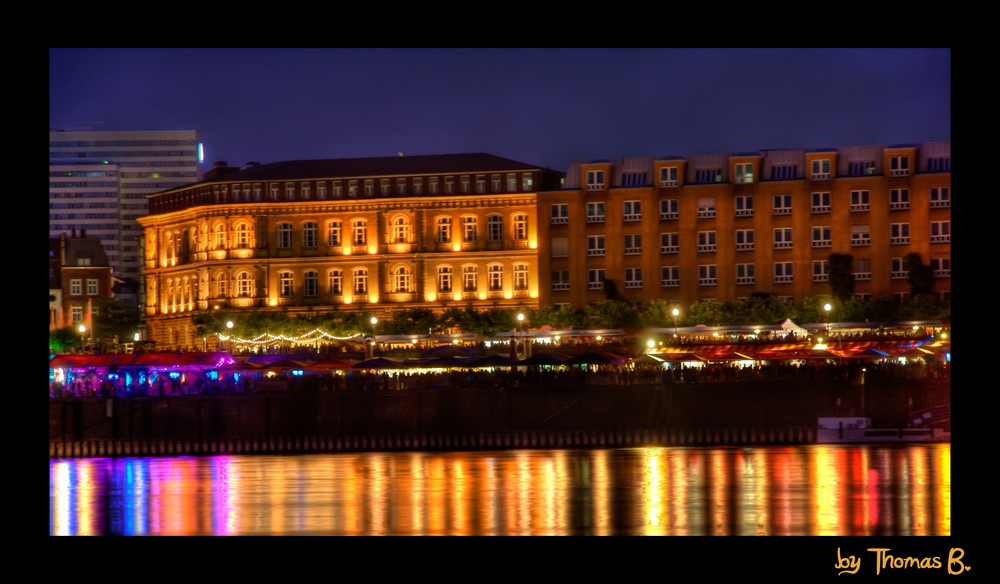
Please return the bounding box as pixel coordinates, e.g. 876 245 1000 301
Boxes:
514 263 528 290
488 264 503 291
437 266 453 293
734 163 754 184
279 271 294 297
436 217 452 243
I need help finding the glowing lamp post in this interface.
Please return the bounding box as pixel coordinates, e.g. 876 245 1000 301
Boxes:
671 307 680 339
78 324 87 352
226 320 234 353
517 313 525 358
370 317 378 358
823 303 832 338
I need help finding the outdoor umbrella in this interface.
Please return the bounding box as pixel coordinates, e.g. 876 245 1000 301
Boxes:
351 357 405 370
518 353 567 366
566 352 629 365
471 354 519 368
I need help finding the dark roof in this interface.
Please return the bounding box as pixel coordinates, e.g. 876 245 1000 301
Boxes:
201 153 558 184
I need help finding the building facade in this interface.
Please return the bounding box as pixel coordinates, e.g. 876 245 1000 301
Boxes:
537 142 950 312
49 129 202 308
137 154 563 349
49 231 115 336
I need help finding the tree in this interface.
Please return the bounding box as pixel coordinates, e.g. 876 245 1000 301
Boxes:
904 253 935 296
828 253 855 303
49 326 82 352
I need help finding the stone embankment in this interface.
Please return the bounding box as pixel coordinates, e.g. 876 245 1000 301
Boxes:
49 377 949 458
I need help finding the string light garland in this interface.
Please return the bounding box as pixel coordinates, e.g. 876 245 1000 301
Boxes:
219 328 364 346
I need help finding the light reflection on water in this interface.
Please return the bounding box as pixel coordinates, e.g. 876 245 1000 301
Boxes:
50 444 949 536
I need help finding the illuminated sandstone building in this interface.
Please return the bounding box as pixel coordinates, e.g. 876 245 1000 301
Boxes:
138 154 563 349
537 141 950 311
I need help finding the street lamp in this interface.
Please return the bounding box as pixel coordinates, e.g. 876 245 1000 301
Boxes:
370 317 378 358
78 324 87 352
226 321 234 353
823 303 832 338
671 307 680 339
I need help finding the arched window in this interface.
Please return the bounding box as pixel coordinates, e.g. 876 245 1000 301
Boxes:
514 263 529 290
488 264 503 291
352 220 367 246
436 217 452 243
215 224 226 249
462 265 478 292
353 268 368 295
215 272 228 298
303 270 318 297
462 216 477 243
392 266 412 293
302 221 318 248
277 223 293 249
327 220 342 246
392 216 410 243
513 214 528 241
279 271 294 297
236 272 254 297
437 266 453 293
234 222 252 248
487 214 503 242
328 269 343 295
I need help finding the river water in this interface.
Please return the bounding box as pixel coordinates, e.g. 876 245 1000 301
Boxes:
49 443 949 536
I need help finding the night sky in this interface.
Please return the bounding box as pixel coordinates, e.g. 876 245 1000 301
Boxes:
49 48 950 173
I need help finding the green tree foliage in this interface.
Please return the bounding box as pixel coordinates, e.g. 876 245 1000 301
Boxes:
587 299 639 329
904 253 935 295
828 253 855 303
49 326 82 352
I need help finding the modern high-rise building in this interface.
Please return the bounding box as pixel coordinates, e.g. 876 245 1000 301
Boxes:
537 141 951 312
137 153 563 350
49 129 203 308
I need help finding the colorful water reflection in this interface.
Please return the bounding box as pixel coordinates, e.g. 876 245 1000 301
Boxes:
49 444 950 536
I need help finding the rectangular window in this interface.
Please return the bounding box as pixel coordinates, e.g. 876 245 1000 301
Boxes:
812 226 832 248
550 237 569 258
930 221 950 243
364 180 374 196
927 157 951 173
851 190 870 212
396 178 407 196
813 260 830 282
735 196 753 217
811 192 831 214
659 167 678 187
586 170 605 190
773 228 793 249
624 268 643 288
327 221 342 246
317 182 327 200
661 266 679 287
735 229 755 251
930 187 950 208
660 232 679 254
550 204 569 224
588 269 605 290
436 217 452 244
437 268 452 293
774 262 793 283
891 258 907 280
491 174 501 191
848 161 877 176
698 265 717 286
587 235 605 256
890 223 910 245
811 159 831 180
773 194 792 215
522 173 533 191
429 177 439 194
445 177 455 194
697 197 715 218
770 165 796 180
413 177 423 195
736 263 755 285
660 199 678 220
696 169 722 183
587 202 605 223
623 201 641 221
86 279 98 295
304 271 318 296
329 271 343 295
622 173 646 186
461 175 471 193
697 231 716 252
888 188 910 210
348 180 358 197
624 234 642 255
853 259 871 281
931 257 950 278
514 264 528 290
476 175 486 194
487 215 503 242
734 163 754 184
551 270 570 291
889 156 910 176
488 264 503 290
506 173 517 191
851 225 870 247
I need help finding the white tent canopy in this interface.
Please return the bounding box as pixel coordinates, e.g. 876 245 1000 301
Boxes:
779 318 808 334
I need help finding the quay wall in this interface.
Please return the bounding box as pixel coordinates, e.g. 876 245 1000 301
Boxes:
49 377 950 458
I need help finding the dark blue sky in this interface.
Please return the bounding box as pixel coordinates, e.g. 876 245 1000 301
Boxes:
49 48 950 172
